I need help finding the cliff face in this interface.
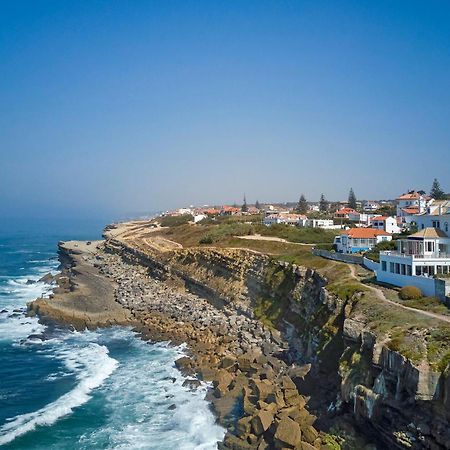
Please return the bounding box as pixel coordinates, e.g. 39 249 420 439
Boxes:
105 238 450 449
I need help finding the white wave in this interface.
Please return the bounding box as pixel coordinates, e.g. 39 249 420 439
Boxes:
80 331 225 450
0 342 118 446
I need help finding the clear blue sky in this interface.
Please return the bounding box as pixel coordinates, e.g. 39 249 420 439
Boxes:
1 0 449 218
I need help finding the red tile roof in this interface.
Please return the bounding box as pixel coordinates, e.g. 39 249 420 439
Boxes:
401 207 420 214
397 192 420 200
341 228 391 238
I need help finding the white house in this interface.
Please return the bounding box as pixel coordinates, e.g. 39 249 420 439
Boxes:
414 200 450 233
363 201 380 212
263 213 307 226
348 212 374 225
334 228 392 254
370 216 401 234
377 227 450 297
396 191 428 218
301 219 341 229
193 214 207 223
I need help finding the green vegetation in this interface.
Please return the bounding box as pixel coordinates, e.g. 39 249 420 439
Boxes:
255 223 338 244
348 187 357 210
364 239 396 262
296 194 308 214
399 285 422 300
158 214 193 227
430 178 445 200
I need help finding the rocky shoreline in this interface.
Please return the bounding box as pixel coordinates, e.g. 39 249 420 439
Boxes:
29 239 327 450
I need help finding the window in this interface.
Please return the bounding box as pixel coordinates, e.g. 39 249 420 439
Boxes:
445 222 449 233
382 261 387 271
407 265 412 276
421 224 425 229
401 264 406 275
426 241 435 252
395 263 400 274
432 220 440 229
390 262 395 273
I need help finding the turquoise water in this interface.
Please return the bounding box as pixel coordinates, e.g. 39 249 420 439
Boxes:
0 218 224 449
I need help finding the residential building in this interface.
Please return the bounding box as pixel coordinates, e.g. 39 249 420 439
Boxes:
370 216 401 234
348 211 374 225
334 208 357 219
301 219 341 229
396 191 428 218
334 228 392 253
263 213 307 227
415 200 450 233
193 214 207 223
363 201 380 212
221 206 242 216
377 227 450 297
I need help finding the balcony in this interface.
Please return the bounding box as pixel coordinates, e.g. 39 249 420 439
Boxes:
380 250 450 260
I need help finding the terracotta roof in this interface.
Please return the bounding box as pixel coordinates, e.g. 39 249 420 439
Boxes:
401 207 420 214
341 228 391 238
335 208 357 215
397 192 421 200
371 216 388 221
409 228 448 239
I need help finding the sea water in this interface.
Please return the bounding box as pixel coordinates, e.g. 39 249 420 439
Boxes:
0 218 224 449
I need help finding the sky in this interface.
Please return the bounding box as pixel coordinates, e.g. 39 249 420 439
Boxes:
1 0 449 219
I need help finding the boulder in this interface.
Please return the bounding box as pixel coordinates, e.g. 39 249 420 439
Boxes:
251 409 274 435
300 425 318 444
274 416 302 448
221 356 237 370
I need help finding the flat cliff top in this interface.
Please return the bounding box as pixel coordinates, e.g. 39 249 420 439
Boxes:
31 240 132 329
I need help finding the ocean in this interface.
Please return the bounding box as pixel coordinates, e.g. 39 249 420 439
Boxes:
0 218 224 449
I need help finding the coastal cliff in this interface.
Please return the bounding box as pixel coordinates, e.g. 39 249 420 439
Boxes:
102 223 450 450
29 221 450 450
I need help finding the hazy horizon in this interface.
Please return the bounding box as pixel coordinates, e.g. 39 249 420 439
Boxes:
1 1 449 220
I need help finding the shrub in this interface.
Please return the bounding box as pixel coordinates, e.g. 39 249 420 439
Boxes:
399 285 422 300
199 235 214 245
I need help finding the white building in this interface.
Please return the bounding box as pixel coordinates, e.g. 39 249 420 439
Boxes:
348 212 374 225
263 213 307 226
302 219 341 229
377 228 450 297
193 214 207 223
414 200 450 233
371 216 401 234
334 228 392 254
396 191 428 218
363 201 380 212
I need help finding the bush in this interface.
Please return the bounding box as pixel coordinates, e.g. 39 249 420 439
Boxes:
399 285 422 300
199 235 214 245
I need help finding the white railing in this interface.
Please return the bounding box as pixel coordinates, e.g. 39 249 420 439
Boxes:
380 251 450 259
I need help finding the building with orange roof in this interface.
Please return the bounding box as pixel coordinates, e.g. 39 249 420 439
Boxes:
334 228 392 253
334 207 357 219
370 216 401 234
396 190 429 218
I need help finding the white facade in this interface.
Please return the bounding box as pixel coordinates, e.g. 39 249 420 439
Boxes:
396 191 428 217
414 201 450 234
363 201 380 212
371 216 401 234
193 214 207 223
303 219 339 229
263 213 306 226
378 228 450 295
334 229 392 254
348 212 374 225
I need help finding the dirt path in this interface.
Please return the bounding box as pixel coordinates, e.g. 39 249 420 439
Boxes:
348 264 450 324
236 235 315 245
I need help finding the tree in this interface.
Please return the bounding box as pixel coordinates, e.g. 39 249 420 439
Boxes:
430 178 445 200
255 200 260 210
348 188 357 210
241 194 248 212
296 194 308 214
319 193 328 213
